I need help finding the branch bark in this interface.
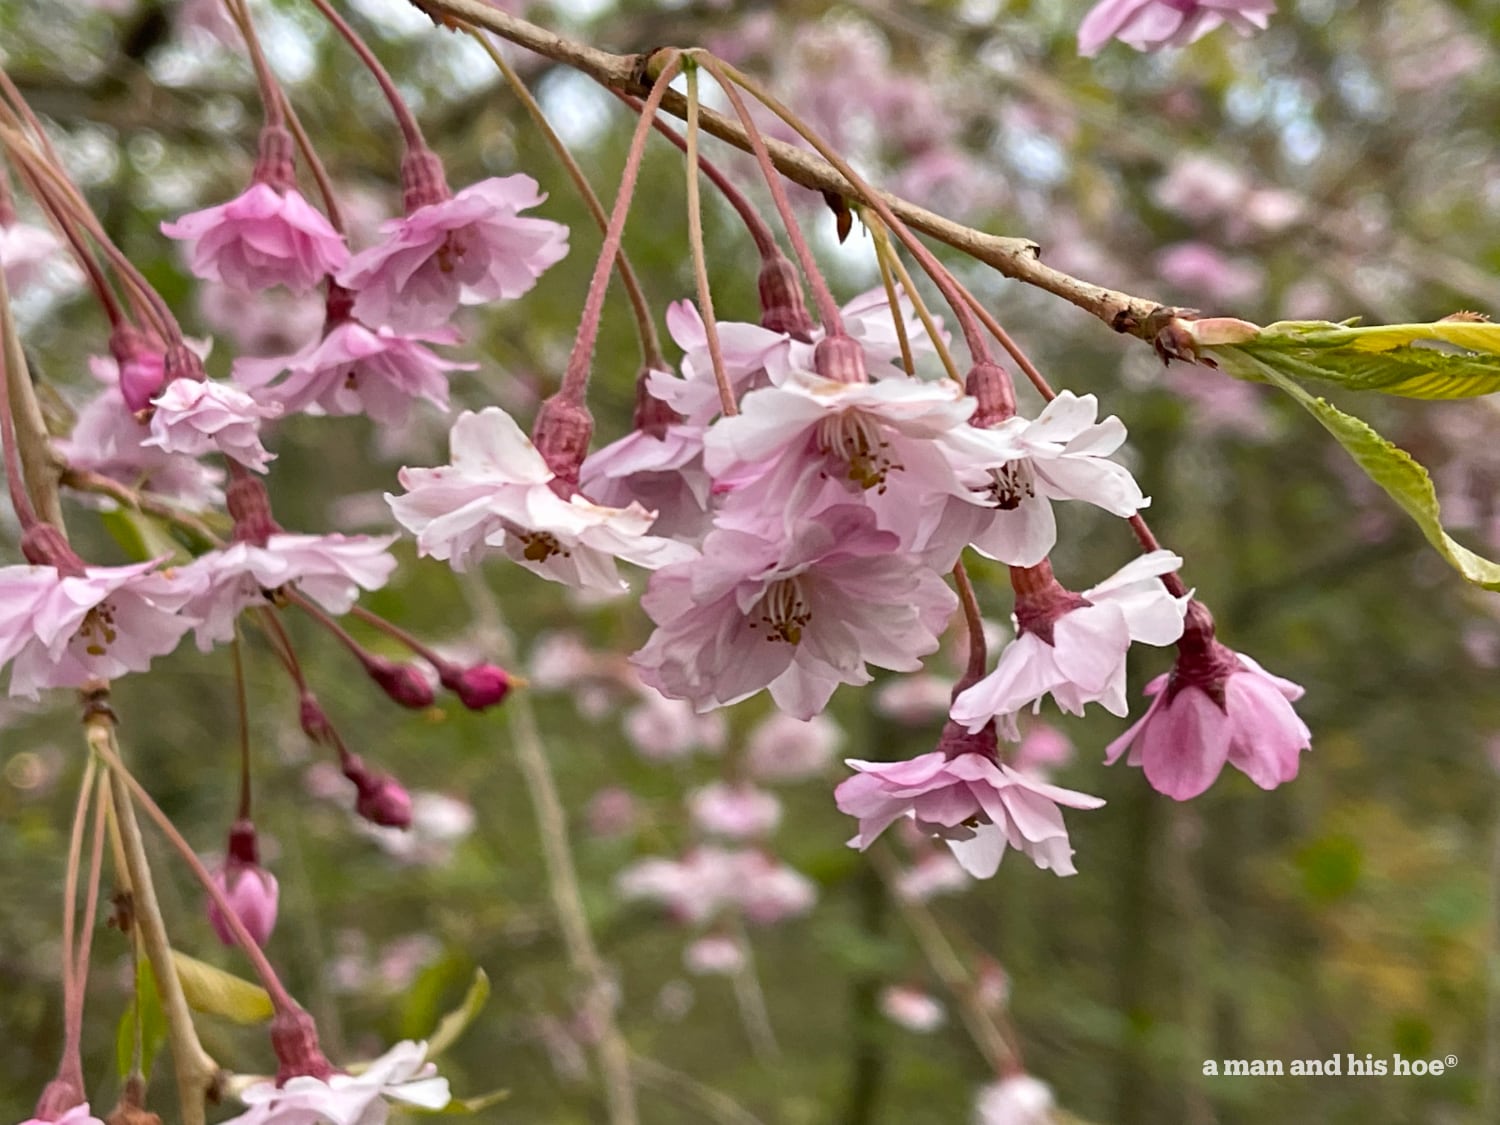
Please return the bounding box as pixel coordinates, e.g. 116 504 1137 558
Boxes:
411 0 1175 338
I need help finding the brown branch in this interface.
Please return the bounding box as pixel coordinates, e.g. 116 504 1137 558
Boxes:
410 0 1176 338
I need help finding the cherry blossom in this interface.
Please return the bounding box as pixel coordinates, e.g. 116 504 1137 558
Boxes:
387 407 692 592
951 553 1190 735
579 421 713 543
1 220 67 293
0 560 198 699
145 378 283 472
161 183 349 294
744 711 843 782
975 1074 1056 1125
634 505 956 719
880 985 947 1033
836 745 1105 877
1078 0 1275 57
338 176 568 331
616 845 815 926
234 321 476 424
688 782 782 840
623 688 726 761
683 934 746 976
1107 606 1311 799
19 1105 106 1125
219 1040 450 1125
177 533 397 650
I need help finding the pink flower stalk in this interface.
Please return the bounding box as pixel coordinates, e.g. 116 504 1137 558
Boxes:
1106 603 1310 799
58 359 224 508
836 738 1105 877
688 782 782 840
634 505 956 720
938 391 1147 568
207 820 279 948
745 711 843 782
337 175 568 332
145 377 283 472
387 407 693 592
219 1040 450 1125
975 1074 1056 1125
879 985 947 1033
177 533 398 651
951 552 1190 736
234 321 476 425
1078 0 1275 57
0 559 198 699
161 182 349 294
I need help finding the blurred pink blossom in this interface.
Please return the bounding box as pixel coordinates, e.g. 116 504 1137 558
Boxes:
880 985 947 1033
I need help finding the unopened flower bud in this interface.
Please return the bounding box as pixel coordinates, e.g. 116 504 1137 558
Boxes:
757 253 815 341
110 324 166 413
354 772 414 829
226 474 281 545
440 662 512 711
965 362 1016 428
367 658 436 710
298 692 332 743
399 147 452 213
813 334 869 385
533 394 595 489
206 820 279 948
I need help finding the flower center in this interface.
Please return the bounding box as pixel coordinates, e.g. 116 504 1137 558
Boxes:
75 601 120 657
516 530 569 563
750 578 812 645
815 410 902 492
985 460 1036 510
435 231 468 274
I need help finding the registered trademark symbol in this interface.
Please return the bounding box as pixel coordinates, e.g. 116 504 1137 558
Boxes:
1446 1055 1458 1067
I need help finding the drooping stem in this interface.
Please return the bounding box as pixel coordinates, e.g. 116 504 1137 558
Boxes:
683 64 738 417
952 561 987 686
66 771 109 1068
0 230 63 528
868 216 961 383
225 0 286 128
470 29 662 368
691 54 843 335
304 0 429 152
276 88 345 231
346 603 445 667
873 228 917 378
57 756 98 1078
90 716 220 1125
556 50 684 407
232 634 254 821
1126 514 1189 598
59 469 226 548
728 921 781 1062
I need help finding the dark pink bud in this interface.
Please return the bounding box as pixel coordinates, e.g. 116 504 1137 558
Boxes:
1009 561 1089 646
206 821 278 948
532 394 595 490
440 662 512 711
354 772 413 829
965 362 1016 428
813 334 868 385
757 253 815 341
270 1005 334 1084
367 658 436 710
110 324 166 413
298 693 332 743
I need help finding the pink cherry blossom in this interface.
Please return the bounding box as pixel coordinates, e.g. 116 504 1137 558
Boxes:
579 422 713 542
951 552 1190 734
219 1040 450 1125
208 861 279 949
874 674 954 726
234 321 476 424
836 748 1104 877
683 934 746 976
895 850 972 901
688 782 782 839
1106 637 1310 800
58 358 224 507
20 1105 107 1125
1014 722 1074 777
176 533 397 651
745 711 843 782
145 378 282 472
585 787 639 839
1078 0 1275 57
623 688 726 761
634 505 957 719
338 175 568 331
938 391 1147 568
616 846 815 926
387 407 692 592
880 985 947 1033
975 1074 1056 1124
0 560 198 699
161 183 349 294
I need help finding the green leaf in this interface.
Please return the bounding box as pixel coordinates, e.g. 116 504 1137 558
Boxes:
1208 318 1500 399
1222 347 1500 590
99 506 192 564
424 968 490 1060
172 950 274 1024
115 955 167 1081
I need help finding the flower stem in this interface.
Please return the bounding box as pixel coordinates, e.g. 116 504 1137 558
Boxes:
557 50 684 407
305 0 428 153
682 63 738 418
0 232 64 529
868 216 961 383
469 29 663 369
224 0 285 128
952 561 987 686
232 633 254 820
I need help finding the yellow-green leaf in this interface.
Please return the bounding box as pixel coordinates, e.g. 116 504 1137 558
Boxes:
172 950 274 1024
425 968 490 1059
116 955 167 1080
1222 347 1500 589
